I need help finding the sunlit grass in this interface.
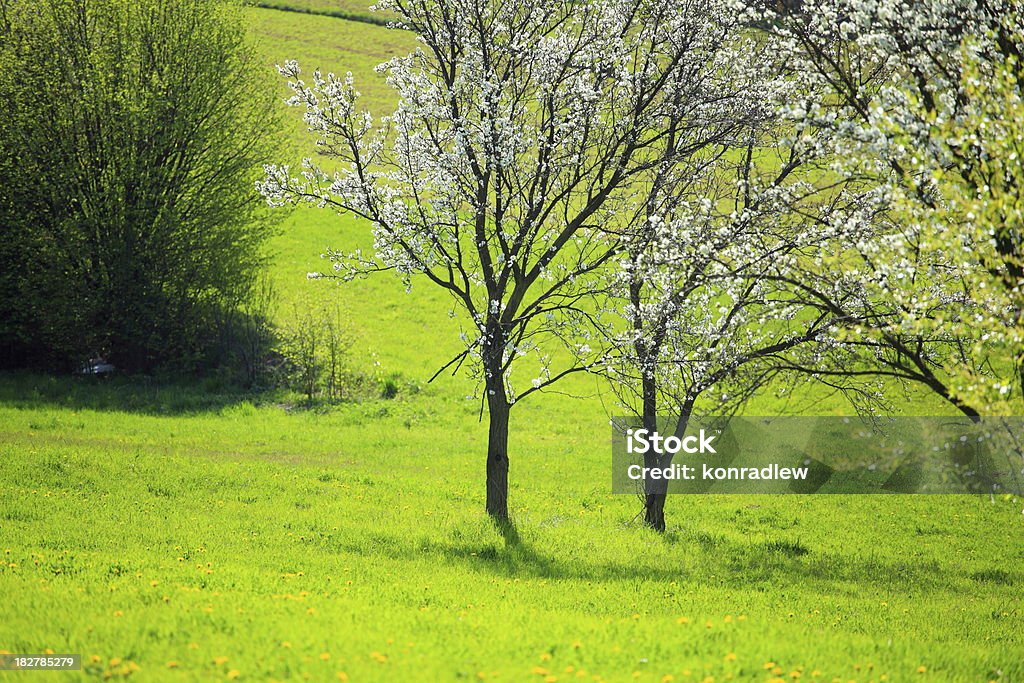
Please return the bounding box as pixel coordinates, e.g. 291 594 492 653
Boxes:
248 5 410 149
1 377 1022 680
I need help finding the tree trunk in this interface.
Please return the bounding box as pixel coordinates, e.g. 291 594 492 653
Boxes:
639 365 667 531
486 383 511 522
482 308 512 524
632 276 671 532
643 490 667 532
643 399 693 533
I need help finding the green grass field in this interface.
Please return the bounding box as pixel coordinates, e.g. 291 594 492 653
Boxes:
2 375 1022 681
1 6 1022 682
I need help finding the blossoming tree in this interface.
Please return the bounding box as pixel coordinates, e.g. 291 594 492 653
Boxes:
606 50 890 529
260 0 761 523
766 0 1024 415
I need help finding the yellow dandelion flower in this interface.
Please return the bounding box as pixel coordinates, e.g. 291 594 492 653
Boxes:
663 675 675 682
540 653 552 662
320 653 330 661
676 616 690 624
532 667 550 676
725 652 737 662
113 611 123 618
213 656 229 666
336 673 348 682
916 666 927 674
280 642 291 649
167 661 179 669
109 658 122 667
723 615 733 623
150 580 159 587
227 669 240 679
545 677 558 683
91 655 102 663
764 663 776 670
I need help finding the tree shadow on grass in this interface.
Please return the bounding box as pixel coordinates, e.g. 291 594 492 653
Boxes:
486 518 564 578
346 525 1002 596
0 371 267 416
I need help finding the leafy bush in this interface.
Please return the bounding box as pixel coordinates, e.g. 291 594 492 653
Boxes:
0 0 279 373
277 301 353 403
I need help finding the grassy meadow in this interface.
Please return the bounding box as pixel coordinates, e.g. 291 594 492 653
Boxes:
1 5 1023 682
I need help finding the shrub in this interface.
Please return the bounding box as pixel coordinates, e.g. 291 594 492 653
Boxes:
0 0 279 373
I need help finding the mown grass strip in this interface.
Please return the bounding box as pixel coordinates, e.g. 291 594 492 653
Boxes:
250 1 393 27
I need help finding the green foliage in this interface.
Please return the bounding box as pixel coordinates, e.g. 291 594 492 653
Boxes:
278 298 353 402
0 0 280 372
768 2 1024 416
928 48 1024 413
